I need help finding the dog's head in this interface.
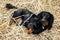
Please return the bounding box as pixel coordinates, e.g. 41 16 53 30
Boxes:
38 11 51 26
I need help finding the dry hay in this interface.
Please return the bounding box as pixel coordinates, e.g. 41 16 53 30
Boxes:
0 0 60 40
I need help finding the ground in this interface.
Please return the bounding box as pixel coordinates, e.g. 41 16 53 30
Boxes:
0 0 60 40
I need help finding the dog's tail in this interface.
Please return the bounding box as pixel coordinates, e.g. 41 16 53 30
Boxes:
6 3 17 9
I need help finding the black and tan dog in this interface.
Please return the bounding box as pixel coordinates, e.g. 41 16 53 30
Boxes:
7 3 54 34
37 11 54 30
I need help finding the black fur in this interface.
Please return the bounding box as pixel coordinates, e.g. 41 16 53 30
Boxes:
11 9 54 34
12 9 34 25
37 11 54 30
11 9 43 34
24 15 43 34
6 3 17 9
